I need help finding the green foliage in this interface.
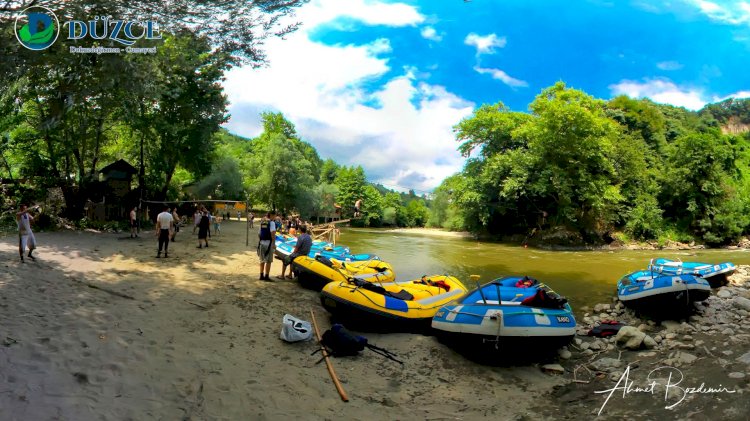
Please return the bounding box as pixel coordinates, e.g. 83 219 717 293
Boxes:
320 158 340 183
406 200 429 227
455 102 532 157
191 156 245 200
624 194 663 240
432 84 750 244
246 133 315 212
335 166 367 217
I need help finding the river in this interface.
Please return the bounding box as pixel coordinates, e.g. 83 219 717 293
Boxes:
338 228 750 314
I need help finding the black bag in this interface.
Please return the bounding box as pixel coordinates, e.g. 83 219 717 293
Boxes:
313 324 403 364
321 324 366 356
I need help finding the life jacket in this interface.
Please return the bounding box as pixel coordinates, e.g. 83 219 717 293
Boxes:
587 321 625 337
415 276 451 291
520 288 568 309
515 276 538 288
259 218 272 241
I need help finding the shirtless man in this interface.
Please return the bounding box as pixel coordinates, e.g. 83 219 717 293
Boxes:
16 204 37 262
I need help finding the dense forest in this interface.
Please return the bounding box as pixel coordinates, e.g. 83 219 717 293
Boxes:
430 84 750 245
0 0 430 229
2 2 750 244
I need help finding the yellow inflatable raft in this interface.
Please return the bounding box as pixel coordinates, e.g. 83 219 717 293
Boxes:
320 275 468 329
292 255 395 290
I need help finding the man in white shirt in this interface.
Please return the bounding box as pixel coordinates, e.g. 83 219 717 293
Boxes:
155 205 173 258
16 204 37 262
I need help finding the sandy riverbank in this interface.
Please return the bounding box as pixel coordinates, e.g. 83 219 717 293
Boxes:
1 222 749 419
0 222 559 420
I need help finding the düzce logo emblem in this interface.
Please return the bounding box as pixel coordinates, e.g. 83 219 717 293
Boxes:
15 6 60 51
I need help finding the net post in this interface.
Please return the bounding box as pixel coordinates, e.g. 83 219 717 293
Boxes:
245 200 250 247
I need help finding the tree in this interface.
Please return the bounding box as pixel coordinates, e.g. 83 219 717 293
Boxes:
406 199 429 227
192 156 245 200
148 31 230 198
247 133 314 212
661 132 740 243
360 184 384 226
335 166 367 217
320 158 340 183
455 102 532 157
1 0 307 65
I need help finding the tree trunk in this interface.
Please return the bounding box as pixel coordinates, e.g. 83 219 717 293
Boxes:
89 117 105 178
139 128 145 205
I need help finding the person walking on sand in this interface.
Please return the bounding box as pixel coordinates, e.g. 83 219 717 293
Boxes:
155 205 173 258
16 204 37 262
257 211 276 281
130 206 138 238
278 224 311 280
197 208 210 248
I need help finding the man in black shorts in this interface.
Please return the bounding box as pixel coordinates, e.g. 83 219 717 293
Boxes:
278 224 312 279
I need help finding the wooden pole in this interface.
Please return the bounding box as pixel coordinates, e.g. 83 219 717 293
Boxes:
310 309 349 402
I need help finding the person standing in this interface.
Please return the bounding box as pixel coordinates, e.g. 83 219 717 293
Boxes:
130 206 138 238
197 208 210 248
192 208 201 234
171 208 180 242
212 214 221 236
257 211 276 281
279 224 311 279
16 204 37 262
237 210 241 221
155 205 173 258
249 212 254 228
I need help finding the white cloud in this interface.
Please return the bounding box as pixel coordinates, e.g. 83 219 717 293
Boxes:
474 66 528 88
717 90 750 100
656 60 684 70
611 79 750 110
222 0 473 192
420 26 443 42
296 0 426 28
609 78 707 110
683 0 750 25
464 32 507 55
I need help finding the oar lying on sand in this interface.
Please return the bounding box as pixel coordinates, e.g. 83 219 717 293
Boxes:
310 309 349 402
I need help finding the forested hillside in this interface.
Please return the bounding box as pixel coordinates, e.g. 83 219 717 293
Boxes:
429 83 750 245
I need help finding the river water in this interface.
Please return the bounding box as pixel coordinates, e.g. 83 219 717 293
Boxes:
338 228 750 314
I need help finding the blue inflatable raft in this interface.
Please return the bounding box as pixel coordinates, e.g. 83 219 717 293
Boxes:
617 270 710 314
648 258 735 288
431 276 576 348
274 234 379 262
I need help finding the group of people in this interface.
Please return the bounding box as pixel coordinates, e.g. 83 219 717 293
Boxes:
256 210 312 282
151 205 219 257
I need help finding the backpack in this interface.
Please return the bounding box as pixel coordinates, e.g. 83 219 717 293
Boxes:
313 324 403 364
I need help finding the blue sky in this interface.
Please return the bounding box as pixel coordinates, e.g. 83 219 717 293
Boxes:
224 0 750 193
